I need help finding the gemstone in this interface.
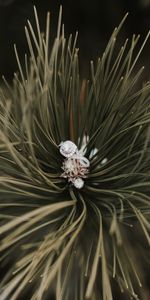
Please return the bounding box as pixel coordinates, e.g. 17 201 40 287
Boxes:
60 141 77 158
59 140 90 189
73 178 84 189
79 156 90 167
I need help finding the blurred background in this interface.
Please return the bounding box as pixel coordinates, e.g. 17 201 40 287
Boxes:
0 0 150 80
0 1 150 299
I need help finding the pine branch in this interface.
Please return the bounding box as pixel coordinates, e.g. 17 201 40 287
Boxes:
0 7 150 300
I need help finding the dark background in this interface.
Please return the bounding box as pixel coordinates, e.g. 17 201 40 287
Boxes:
0 1 150 299
0 0 150 80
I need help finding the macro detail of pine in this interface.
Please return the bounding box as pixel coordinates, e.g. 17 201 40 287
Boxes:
0 7 150 300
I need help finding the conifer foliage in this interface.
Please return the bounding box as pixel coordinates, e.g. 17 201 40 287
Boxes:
0 7 150 300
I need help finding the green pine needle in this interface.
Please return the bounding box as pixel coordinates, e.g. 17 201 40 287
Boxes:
0 6 150 300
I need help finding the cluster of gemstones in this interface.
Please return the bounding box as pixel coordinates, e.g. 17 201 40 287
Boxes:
59 140 90 189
